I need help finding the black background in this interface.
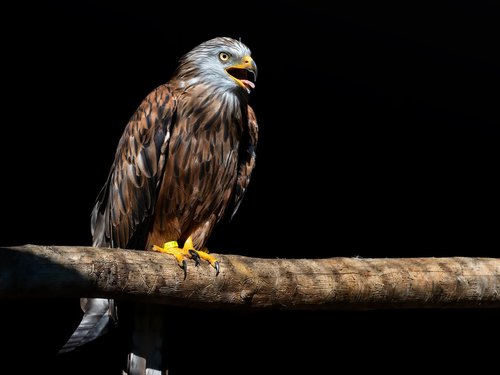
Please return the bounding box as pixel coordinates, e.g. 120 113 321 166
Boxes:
1 1 499 374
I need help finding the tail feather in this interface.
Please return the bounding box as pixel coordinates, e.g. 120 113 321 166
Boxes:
59 298 117 354
60 299 167 374
123 304 167 375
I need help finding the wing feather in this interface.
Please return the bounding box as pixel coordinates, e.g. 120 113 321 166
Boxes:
229 105 258 220
91 84 176 248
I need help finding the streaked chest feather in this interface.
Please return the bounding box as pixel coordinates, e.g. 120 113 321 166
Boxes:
159 89 246 217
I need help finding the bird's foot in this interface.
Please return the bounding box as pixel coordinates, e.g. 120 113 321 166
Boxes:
152 236 219 277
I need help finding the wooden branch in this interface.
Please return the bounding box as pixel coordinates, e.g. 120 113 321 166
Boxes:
1 244 499 309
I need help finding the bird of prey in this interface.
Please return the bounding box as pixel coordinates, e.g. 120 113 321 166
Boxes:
60 37 258 374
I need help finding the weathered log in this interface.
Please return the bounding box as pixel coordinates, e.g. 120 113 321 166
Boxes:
0 244 499 309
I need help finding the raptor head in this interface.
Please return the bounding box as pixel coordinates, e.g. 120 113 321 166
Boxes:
175 37 258 94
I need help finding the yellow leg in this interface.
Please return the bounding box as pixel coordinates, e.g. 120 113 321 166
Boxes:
197 250 219 269
152 240 185 266
152 237 220 276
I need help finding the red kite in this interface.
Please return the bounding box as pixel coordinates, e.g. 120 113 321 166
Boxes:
61 37 258 375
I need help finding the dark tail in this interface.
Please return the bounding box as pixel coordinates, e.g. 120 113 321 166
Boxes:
123 304 167 375
60 299 166 374
59 298 117 354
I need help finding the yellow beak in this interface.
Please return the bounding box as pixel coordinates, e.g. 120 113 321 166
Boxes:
225 55 258 93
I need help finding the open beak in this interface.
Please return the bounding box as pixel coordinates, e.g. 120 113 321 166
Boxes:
225 55 257 93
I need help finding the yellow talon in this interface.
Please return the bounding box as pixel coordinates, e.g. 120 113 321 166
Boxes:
151 236 220 275
183 237 194 251
152 241 185 268
197 250 218 267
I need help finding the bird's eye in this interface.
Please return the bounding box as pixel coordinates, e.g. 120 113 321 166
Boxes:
219 52 230 61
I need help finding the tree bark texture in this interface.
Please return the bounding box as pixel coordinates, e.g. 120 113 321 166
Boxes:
1 244 499 309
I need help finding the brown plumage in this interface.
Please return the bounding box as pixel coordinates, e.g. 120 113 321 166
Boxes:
92 39 258 252
61 37 258 374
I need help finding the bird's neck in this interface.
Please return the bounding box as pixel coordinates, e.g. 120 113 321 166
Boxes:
173 81 248 117
171 77 249 105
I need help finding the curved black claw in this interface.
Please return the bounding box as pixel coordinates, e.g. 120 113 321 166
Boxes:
181 260 187 279
214 261 220 276
188 249 201 267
